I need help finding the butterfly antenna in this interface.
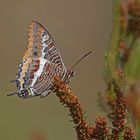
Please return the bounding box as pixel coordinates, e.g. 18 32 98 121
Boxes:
70 51 92 69
7 92 17 96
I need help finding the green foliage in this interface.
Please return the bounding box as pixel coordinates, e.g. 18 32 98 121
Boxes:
104 0 121 81
125 41 140 84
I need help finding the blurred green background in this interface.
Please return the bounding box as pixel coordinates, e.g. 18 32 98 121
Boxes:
0 0 112 140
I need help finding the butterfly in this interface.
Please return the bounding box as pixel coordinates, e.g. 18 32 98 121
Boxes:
8 21 91 99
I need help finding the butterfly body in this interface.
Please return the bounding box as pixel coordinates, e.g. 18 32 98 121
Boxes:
14 21 74 99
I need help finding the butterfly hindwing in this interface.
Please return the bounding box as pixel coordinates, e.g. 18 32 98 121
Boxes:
33 60 65 95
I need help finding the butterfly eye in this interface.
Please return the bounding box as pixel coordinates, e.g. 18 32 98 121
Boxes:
71 70 75 77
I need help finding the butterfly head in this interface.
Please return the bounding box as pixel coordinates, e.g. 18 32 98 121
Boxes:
64 69 75 83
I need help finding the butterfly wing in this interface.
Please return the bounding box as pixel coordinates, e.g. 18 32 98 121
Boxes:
27 21 66 68
16 21 67 96
32 60 65 96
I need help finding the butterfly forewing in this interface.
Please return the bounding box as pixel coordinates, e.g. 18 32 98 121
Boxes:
16 21 67 98
28 21 66 68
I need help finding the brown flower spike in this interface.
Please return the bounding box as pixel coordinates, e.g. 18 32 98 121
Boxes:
123 127 136 140
53 76 136 140
108 81 126 139
91 117 110 140
53 76 92 140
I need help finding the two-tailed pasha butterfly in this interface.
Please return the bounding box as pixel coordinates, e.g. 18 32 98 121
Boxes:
8 21 91 98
